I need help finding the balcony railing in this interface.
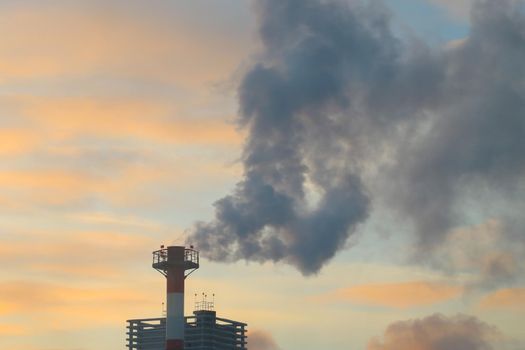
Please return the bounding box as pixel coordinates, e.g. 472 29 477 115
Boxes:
152 247 200 277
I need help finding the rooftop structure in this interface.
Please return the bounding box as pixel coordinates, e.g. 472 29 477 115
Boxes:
126 311 247 350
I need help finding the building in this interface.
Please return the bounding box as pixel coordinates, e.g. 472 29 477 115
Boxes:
126 310 247 350
126 246 247 350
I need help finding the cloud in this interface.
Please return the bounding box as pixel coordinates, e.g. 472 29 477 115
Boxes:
0 324 27 336
0 229 155 279
0 146 240 210
0 92 243 212
479 288 525 309
0 2 248 87
0 229 163 334
11 95 242 145
0 0 245 215
68 212 163 230
326 281 462 309
368 314 505 350
248 330 281 350
0 280 156 329
0 129 40 156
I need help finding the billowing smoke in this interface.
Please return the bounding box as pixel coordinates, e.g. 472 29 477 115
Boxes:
384 0 525 287
368 314 507 350
188 0 525 278
389 0 525 246
189 0 390 274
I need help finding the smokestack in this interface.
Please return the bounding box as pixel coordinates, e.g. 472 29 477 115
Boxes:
153 246 199 350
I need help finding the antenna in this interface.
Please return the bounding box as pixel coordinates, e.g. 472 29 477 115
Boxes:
194 291 215 311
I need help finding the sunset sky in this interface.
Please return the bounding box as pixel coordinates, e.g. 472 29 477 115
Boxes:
1 1 524 350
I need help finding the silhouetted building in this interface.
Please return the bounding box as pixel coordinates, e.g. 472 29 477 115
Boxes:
126 310 247 350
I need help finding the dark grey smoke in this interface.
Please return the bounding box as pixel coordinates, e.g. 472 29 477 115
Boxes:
189 0 525 278
390 0 525 249
384 0 525 288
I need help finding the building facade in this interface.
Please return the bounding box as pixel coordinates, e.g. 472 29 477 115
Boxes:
126 311 247 350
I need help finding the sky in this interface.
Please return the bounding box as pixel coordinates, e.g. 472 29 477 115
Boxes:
0 1 524 350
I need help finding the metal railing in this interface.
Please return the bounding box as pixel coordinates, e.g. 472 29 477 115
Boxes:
152 247 200 277
184 248 199 266
152 248 168 266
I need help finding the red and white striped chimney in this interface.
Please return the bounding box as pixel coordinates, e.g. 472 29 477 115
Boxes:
166 246 185 350
152 245 199 350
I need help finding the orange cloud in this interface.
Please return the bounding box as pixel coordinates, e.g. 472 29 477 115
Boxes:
0 152 240 209
0 230 153 257
69 212 163 230
27 263 120 279
479 288 525 309
0 301 19 315
0 96 243 212
0 230 155 279
0 169 109 207
0 129 40 156
14 95 242 145
0 4 247 86
0 170 92 191
0 280 158 329
327 281 462 308
0 324 27 336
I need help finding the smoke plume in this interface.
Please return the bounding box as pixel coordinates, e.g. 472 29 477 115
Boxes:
188 0 525 278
